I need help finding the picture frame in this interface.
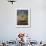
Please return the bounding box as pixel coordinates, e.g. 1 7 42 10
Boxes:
16 8 31 28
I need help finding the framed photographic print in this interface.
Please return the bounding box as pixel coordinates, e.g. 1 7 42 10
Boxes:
16 8 31 28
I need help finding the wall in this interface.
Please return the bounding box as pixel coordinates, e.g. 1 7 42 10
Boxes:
0 0 46 42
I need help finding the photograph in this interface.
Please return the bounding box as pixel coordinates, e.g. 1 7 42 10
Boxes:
0 0 46 46
17 10 28 25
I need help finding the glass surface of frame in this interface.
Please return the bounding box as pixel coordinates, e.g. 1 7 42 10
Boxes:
16 8 31 28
